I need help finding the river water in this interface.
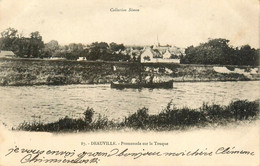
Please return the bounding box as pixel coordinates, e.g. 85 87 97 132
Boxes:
0 81 259 127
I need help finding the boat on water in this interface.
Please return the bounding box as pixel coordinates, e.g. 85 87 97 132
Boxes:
111 80 173 89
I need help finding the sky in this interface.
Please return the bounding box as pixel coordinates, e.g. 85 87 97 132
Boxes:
0 0 259 48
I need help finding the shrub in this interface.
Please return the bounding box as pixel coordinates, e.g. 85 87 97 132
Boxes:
91 114 116 130
200 103 232 121
124 107 149 129
83 107 94 124
227 100 259 120
16 100 259 132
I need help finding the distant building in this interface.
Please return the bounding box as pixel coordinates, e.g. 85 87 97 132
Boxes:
0 50 15 58
125 47 142 60
162 49 172 59
50 57 65 60
140 36 185 63
77 57 87 61
140 45 184 63
140 47 159 63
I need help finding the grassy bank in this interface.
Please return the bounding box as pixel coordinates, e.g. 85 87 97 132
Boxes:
0 58 258 86
16 100 259 132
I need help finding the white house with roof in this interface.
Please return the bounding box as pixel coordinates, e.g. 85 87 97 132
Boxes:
162 49 172 59
0 50 15 58
140 45 183 63
77 57 87 61
140 47 160 63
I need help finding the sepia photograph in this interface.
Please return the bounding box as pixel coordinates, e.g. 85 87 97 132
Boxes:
0 0 259 165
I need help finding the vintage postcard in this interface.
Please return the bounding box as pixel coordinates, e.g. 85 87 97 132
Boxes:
0 0 259 165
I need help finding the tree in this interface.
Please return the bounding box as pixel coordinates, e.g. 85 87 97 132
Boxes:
181 39 259 66
68 43 83 52
41 40 59 58
0 28 45 58
30 31 42 40
45 40 59 51
0 28 19 52
29 31 44 57
1 27 18 38
86 42 109 60
109 42 125 52
16 37 31 57
182 38 236 65
235 45 259 66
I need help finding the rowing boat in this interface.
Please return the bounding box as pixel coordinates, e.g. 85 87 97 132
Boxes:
111 80 173 89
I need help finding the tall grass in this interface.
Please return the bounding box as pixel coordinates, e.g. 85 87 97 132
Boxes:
16 100 259 132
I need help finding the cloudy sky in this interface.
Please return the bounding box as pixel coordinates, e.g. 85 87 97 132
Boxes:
0 0 259 48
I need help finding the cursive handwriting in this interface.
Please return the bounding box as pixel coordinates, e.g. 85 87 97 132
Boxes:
20 154 99 164
4 146 255 164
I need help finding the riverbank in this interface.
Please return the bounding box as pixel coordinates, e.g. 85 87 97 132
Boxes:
0 58 259 86
1 120 259 166
16 100 259 132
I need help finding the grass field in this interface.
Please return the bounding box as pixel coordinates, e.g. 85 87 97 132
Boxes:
0 58 256 86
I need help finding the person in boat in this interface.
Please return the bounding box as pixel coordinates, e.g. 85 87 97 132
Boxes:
145 75 151 83
117 76 126 83
152 75 160 83
144 75 156 84
131 76 142 84
131 78 137 84
150 75 154 83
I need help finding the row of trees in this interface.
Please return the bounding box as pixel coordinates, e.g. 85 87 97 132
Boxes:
0 28 44 58
45 41 131 61
181 38 259 66
84 42 130 61
0 28 259 66
0 28 131 61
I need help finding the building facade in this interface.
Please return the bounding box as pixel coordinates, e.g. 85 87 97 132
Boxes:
0 50 15 58
140 45 184 63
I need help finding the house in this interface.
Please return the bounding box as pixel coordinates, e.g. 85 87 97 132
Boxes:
50 57 65 60
125 47 142 60
140 47 160 63
0 50 15 58
77 57 87 61
140 45 183 63
162 49 172 59
168 46 185 57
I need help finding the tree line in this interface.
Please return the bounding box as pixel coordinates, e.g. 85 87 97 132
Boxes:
181 38 259 66
0 28 44 58
0 28 259 66
0 28 131 61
